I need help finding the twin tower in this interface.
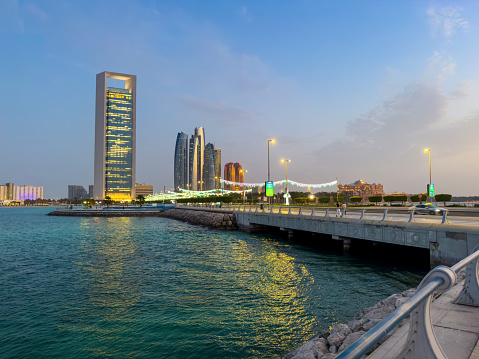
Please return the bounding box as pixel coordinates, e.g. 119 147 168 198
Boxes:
174 128 221 192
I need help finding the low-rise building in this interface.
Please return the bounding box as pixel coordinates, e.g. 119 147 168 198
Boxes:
135 183 154 197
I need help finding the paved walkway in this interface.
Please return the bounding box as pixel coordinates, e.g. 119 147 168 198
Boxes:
368 279 479 358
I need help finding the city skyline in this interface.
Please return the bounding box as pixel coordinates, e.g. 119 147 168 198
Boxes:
2 1 479 198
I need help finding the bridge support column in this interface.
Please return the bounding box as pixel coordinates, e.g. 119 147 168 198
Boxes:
288 230 294 240
333 235 351 250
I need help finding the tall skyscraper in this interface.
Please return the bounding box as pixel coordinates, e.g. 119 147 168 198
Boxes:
224 162 235 190
88 185 94 198
94 71 136 201
68 185 88 199
189 134 200 191
214 148 221 189
234 163 245 190
204 143 216 190
174 132 188 191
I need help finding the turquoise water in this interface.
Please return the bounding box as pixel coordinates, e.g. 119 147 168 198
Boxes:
0 207 424 358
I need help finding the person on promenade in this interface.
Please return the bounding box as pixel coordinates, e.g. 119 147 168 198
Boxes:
342 202 347 216
336 202 341 217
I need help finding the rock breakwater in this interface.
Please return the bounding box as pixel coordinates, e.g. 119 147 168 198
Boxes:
280 288 416 359
159 209 238 230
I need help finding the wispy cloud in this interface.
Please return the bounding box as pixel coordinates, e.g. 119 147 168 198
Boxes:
428 50 456 82
427 5 469 39
240 6 252 22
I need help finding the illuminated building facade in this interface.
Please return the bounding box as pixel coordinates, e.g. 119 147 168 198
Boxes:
188 127 205 191
224 162 235 190
68 185 88 199
204 143 216 190
337 179 384 199
234 163 244 190
174 132 188 191
6 182 14 200
94 71 136 201
214 148 221 189
14 185 43 200
135 183 154 197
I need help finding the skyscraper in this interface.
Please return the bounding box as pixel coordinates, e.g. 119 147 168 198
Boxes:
204 143 216 190
174 132 188 191
224 162 235 190
188 127 205 191
94 71 136 201
68 185 88 199
214 148 221 189
234 163 245 190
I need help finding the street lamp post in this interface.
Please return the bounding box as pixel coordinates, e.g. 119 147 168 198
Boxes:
281 159 291 205
267 139 275 205
424 148 431 199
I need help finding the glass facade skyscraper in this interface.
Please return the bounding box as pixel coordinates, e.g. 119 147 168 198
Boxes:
204 143 216 190
174 132 188 191
214 148 221 189
94 72 136 201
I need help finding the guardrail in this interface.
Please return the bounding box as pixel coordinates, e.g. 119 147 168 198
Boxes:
337 245 479 359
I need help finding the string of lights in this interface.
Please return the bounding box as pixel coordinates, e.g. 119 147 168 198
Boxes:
220 179 337 189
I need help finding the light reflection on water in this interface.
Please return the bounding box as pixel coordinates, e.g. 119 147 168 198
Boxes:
0 208 425 358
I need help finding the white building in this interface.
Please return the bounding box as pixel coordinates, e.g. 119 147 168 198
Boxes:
14 185 44 200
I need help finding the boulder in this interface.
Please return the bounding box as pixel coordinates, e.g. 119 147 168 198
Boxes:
282 337 329 359
338 331 366 353
327 324 351 347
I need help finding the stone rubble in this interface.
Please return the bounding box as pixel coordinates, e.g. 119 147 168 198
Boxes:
280 288 416 359
158 209 238 230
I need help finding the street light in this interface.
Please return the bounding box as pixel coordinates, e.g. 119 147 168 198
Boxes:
268 139 276 182
281 159 291 204
424 148 431 185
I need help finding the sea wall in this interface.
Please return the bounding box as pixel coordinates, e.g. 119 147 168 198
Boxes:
47 210 163 217
278 288 416 359
159 208 238 230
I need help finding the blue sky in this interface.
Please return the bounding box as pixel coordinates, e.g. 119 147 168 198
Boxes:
1 0 479 198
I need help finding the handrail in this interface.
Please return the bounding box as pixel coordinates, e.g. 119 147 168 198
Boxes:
337 248 479 359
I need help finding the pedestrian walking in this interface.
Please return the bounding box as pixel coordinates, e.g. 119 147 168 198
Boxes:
336 202 341 217
342 202 347 216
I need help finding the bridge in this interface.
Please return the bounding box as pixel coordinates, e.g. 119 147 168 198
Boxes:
182 204 479 268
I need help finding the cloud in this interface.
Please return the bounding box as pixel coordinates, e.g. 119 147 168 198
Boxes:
427 50 456 82
312 82 479 193
427 5 469 39
240 6 252 22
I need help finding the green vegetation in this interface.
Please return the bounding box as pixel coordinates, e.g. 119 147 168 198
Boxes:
383 195 407 205
350 196 362 203
175 196 233 204
435 194 452 206
103 196 113 207
83 198 95 208
318 197 331 204
368 195 382 205
136 194 145 208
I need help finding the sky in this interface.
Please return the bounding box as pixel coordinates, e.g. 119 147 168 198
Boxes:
1 0 479 198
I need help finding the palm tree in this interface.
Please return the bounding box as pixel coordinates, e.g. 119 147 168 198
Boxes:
104 196 113 208
137 195 145 208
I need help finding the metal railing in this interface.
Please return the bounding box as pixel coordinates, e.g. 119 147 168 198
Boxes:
337 245 479 359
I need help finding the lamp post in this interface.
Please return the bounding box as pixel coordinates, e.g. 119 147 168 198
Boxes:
424 148 431 185
267 139 275 205
281 159 291 204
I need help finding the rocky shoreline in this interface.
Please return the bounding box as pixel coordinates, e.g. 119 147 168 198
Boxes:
159 208 238 230
279 288 416 359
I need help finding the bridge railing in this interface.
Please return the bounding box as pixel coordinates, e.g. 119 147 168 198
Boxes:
337 245 479 359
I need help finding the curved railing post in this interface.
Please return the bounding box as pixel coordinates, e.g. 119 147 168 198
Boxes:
341 208 345 218
270 206 273 214
408 209 415 222
395 266 456 359
278 207 282 214
381 209 388 221
456 245 479 306
359 208 365 220
324 208 329 217
298 207 302 215
441 210 448 224
288 207 292 215
311 208 314 216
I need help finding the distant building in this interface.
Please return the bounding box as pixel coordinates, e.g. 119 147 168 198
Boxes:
174 132 188 191
6 182 14 200
94 71 136 201
224 162 235 190
135 183 153 197
337 179 384 199
234 163 244 190
188 127 205 191
88 185 94 198
68 185 88 199
204 143 216 190
214 148 221 189
15 185 43 200
0 185 6 201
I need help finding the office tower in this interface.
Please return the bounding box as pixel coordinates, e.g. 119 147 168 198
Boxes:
15 185 43 200
174 132 188 191
68 185 88 199
224 162 235 190
88 185 94 198
189 135 200 191
204 143 216 190
234 163 245 190
195 127 205 190
94 71 136 201
135 183 154 197
214 148 221 189
0 185 6 201
6 183 14 200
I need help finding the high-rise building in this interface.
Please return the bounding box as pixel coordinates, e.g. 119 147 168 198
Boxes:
6 183 14 200
68 185 88 199
224 162 235 190
135 183 154 197
204 143 216 190
189 134 200 191
0 185 6 201
234 163 244 190
214 148 221 189
174 132 188 191
94 71 136 201
15 186 43 200
88 185 94 198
